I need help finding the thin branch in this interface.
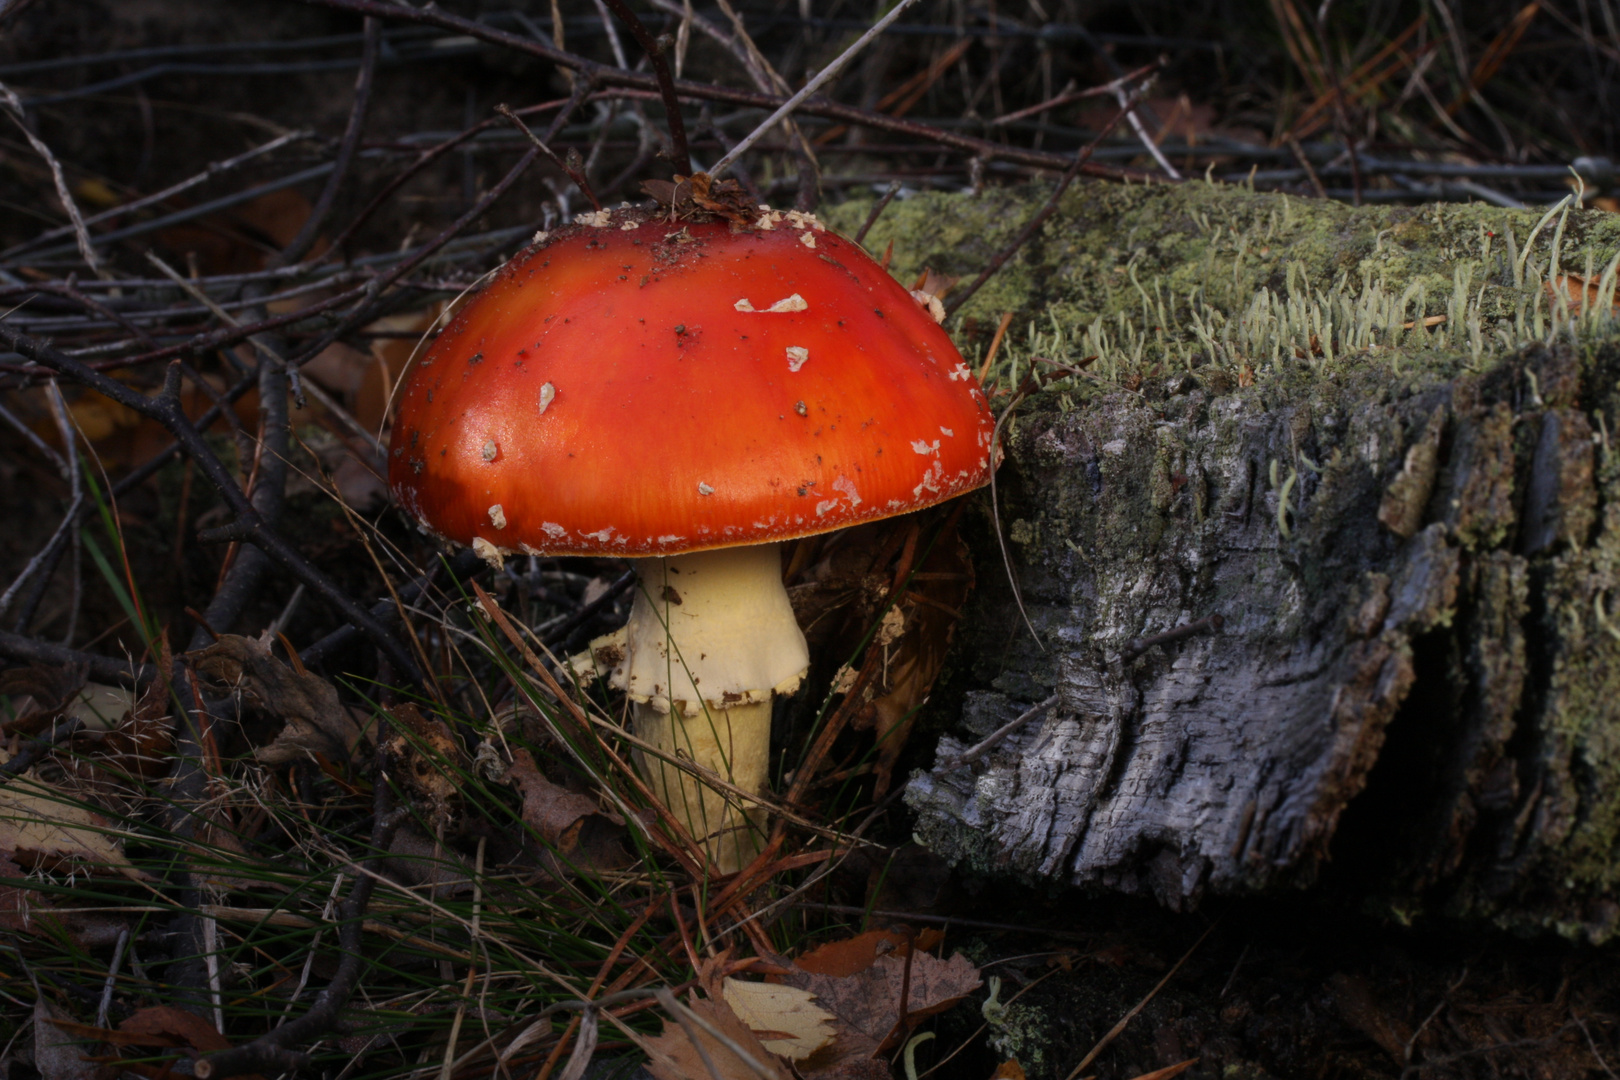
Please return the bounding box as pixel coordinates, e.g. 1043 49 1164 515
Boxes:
598 0 690 175
495 103 601 212
0 80 105 276
710 0 922 178
0 325 422 681
945 66 1158 319
277 15 379 266
0 128 309 263
194 804 411 1080
294 0 1144 183
853 181 901 245
0 717 82 779
935 694 1059 772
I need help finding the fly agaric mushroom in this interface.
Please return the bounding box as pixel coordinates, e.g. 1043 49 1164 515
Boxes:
389 202 992 872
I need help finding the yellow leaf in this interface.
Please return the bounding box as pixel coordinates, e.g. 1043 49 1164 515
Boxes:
0 764 145 880
721 978 837 1061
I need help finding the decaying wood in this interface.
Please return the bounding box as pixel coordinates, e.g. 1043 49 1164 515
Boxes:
822 179 1620 940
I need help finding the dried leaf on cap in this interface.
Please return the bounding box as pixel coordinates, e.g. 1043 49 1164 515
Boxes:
642 172 757 224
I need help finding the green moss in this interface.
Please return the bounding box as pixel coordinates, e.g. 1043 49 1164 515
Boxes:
824 180 1620 398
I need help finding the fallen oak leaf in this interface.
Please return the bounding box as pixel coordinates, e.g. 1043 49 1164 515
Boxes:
110 1006 267 1080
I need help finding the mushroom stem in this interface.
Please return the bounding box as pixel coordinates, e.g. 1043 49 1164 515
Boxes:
621 544 808 873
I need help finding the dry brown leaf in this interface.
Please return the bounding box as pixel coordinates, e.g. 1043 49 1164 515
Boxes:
642 996 796 1080
505 748 626 871
97 1006 269 1080
793 929 945 978
0 662 88 737
90 664 175 779
1547 272 1620 316
0 767 145 880
777 949 981 1065
33 999 96 1080
721 978 837 1060
192 635 366 766
383 703 467 832
0 858 128 945
856 521 973 795
783 512 973 797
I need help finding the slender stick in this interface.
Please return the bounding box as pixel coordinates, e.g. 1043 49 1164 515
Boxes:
0 326 422 681
710 0 921 178
0 81 104 276
277 16 380 266
495 103 601 211
598 0 690 174
944 67 1157 319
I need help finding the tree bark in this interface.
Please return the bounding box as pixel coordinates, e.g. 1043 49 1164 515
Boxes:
825 179 1620 940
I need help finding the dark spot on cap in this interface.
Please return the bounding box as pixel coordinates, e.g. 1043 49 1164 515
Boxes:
794 401 807 416
468 352 483 365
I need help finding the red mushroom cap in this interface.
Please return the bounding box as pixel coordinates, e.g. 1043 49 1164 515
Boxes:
388 208 993 557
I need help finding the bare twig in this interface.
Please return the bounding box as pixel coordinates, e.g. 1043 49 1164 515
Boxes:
0 629 156 683
0 128 309 263
598 0 690 175
945 66 1156 319
495 103 601 212
710 0 922 178
0 326 421 680
1062 918 1222 1080
277 16 379 266
1112 72 1181 180
194 805 412 1080
0 716 83 779
0 80 105 276
297 0 1144 182
935 694 1060 772
1118 614 1225 663
853 181 902 245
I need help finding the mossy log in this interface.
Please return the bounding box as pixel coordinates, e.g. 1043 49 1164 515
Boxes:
823 179 1620 940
